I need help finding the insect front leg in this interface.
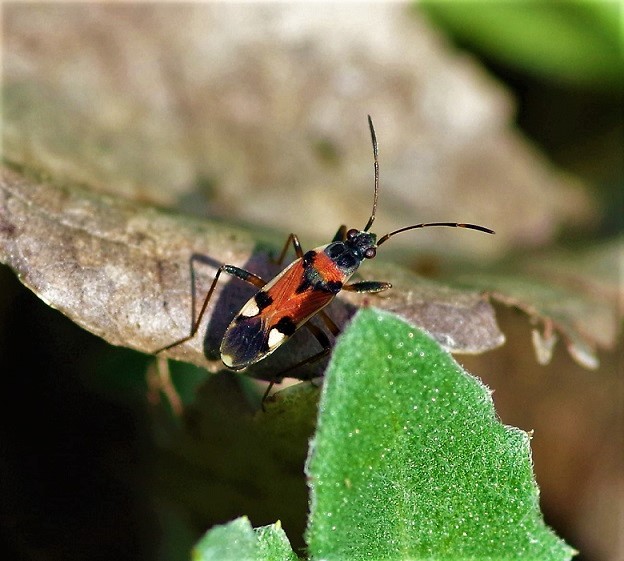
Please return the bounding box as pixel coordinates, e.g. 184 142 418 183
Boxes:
154 264 266 354
342 280 392 293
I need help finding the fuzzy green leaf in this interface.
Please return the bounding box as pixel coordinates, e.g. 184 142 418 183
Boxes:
306 308 574 561
192 517 298 561
255 522 300 561
192 517 256 561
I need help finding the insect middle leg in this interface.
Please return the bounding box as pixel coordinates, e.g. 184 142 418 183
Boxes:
154 264 266 354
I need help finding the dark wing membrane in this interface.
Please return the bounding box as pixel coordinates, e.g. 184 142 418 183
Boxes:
220 314 270 370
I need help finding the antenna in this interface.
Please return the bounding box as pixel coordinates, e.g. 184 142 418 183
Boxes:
363 116 494 244
377 222 495 246
363 115 379 232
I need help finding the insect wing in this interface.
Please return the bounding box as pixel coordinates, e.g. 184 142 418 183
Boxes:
220 314 270 369
220 259 335 369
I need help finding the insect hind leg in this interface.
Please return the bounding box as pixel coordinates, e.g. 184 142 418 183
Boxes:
153 264 266 355
261 312 339 405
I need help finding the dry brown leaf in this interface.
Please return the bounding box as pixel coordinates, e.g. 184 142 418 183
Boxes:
0 166 503 380
458 241 623 369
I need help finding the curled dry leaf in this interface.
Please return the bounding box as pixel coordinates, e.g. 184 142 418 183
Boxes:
458 240 623 370
0 166 503 380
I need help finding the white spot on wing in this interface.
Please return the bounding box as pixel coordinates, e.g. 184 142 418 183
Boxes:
240 301 260 318
267 328 286 349
222 353 235 367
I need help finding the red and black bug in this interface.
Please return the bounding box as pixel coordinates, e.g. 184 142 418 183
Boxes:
156 116 493 387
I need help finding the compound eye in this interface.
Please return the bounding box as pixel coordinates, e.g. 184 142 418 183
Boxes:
364 247 376 259
347 228 359 239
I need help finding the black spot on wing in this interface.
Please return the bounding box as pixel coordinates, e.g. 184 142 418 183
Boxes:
295 251 318 293
326 280 343 293
255 290 273 311
295 278 312 294
220 316 268 369
274 316 296 336
302 250 316 267
296 273 342 295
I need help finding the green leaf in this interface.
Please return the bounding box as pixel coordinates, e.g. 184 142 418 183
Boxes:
419 2 622 90
255 522 301 561
192 517 298 561
306 309 574 561
192 517 257 561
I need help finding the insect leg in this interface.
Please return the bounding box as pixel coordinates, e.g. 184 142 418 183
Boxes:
261 320 334 404
317 309 340 336
275 233 304 265
342 280 392 293
154 264 266 354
